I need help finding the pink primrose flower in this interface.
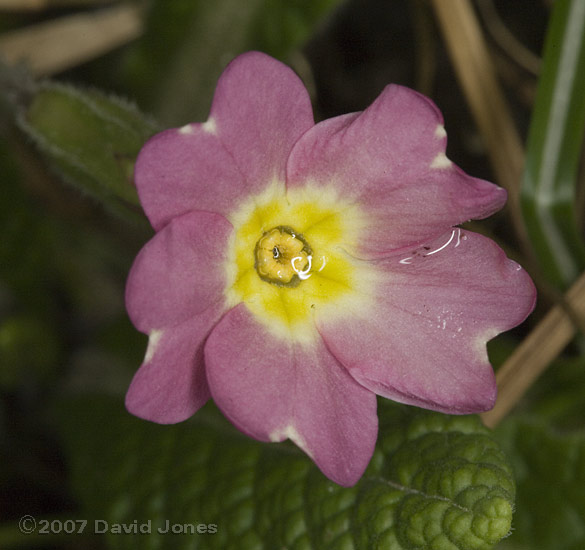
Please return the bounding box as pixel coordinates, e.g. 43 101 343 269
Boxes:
125 52 536 486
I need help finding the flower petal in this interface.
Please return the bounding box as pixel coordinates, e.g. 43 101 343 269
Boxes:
126 211 232 333
125 304 225 424
134 125 245 231
204 303 378 486
316 230 536 414
209 51 314 189
135 52 315 231
286 84 506 255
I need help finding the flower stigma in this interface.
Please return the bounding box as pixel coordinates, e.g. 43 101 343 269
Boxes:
255 226 312 286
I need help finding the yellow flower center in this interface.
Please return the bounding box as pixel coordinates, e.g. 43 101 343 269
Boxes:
224 182 372 343
255 226 311 286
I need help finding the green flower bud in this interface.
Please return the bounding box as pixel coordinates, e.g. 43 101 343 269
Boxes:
18 82 158 222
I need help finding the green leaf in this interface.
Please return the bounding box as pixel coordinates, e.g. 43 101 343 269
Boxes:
55 396 515 550
495 417 585 550
123 0 344 125
521 0 585 289
0 314 61 389
17 82 158 222
251 0 345 60
519 355 585 432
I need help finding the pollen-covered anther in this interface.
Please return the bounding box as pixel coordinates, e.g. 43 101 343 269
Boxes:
255 226 312 285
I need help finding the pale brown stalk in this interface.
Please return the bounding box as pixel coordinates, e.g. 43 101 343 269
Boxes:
429 0 528 249
482 271 585 428
0 3 143 76
0 0 115 11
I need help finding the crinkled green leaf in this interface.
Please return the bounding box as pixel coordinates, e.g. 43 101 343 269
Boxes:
123 0 343 125
17 82 158 222
521 0 585 289
55 396 514 550
495 417 585 550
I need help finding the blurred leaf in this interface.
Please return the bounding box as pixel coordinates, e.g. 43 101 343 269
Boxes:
519 355 585 432
0 314 61 389
56 396 515 550
17 82 158 222
124 0 344 125
521 0 585 289
251 0 344 59
496 417 585 550
0 140 57 307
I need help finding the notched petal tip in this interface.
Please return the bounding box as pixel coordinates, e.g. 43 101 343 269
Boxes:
125 364 209 425
472 179 508 217
205 305 378 487
207 50 315 194
379 83 445 127
133 125 245 230
125 307 226 424
318 230 533 419
268 419 377 487
124 368 203 425
125 211 233 333
443 168 508 222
